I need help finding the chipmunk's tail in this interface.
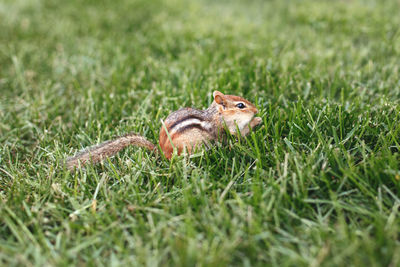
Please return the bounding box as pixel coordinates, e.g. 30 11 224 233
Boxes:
66 133 156 170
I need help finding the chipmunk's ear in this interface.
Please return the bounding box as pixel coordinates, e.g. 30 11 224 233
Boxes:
213 91 225 105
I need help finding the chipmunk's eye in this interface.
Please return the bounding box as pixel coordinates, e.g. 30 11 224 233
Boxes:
236 103 246 109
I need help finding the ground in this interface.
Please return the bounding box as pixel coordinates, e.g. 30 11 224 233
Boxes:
1 0 400 266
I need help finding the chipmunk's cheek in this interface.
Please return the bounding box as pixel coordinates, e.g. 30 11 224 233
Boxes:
245 111 255 122
238 113 253 130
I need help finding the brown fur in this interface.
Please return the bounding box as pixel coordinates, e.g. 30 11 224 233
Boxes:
159 126 174 159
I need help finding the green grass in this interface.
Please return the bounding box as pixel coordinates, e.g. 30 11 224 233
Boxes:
1 0 400 265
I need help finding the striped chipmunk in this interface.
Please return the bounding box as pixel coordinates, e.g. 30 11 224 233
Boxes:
66 91 262 170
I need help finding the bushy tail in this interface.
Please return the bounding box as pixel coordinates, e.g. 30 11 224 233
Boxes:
66 133 156 170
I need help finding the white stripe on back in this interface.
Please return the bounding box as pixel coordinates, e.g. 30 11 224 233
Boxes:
170 118 212 134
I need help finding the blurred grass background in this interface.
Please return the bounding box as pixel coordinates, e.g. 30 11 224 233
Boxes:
1 0 400 266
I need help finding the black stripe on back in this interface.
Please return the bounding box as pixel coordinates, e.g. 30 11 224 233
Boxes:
176 123 208 134
168 115 205 131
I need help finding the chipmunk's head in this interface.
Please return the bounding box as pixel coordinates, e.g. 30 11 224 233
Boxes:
213 90 258 134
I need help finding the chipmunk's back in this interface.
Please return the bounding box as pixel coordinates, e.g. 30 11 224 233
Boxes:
159 107 217 159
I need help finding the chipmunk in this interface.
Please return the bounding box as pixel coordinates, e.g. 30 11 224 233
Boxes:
66 91 262 170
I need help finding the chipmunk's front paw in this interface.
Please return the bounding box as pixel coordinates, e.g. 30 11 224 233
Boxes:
250 117 262 128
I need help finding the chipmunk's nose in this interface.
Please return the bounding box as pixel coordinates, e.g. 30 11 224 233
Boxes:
254 108 258 114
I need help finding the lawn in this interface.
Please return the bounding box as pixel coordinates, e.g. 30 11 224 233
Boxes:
1 0 400 265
